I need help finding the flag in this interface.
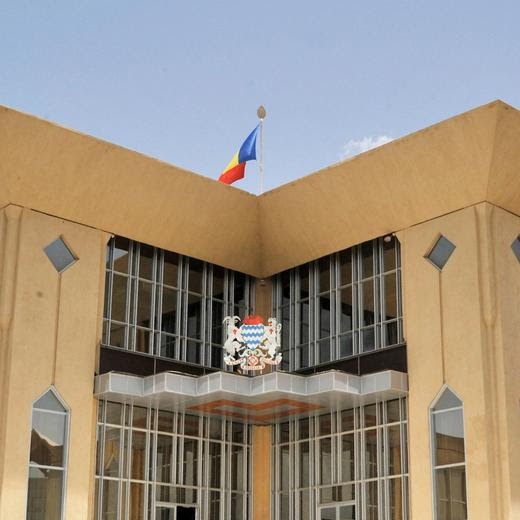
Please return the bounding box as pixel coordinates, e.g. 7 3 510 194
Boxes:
218 125 259 185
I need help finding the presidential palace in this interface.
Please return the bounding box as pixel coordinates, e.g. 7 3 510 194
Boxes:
0 100 519 520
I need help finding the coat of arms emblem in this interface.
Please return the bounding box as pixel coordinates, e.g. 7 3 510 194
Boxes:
223 315 282 371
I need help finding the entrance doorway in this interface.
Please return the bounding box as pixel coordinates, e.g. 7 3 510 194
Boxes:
156 505 197 520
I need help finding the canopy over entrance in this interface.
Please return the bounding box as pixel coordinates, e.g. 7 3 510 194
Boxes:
94 369 407 424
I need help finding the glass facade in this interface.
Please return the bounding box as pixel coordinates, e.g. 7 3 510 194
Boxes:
94 401 251 520
431 388 467 520
273 236 403 371
103 237 255 369
97 234 410 520
26 389 68 520
272 398 409 520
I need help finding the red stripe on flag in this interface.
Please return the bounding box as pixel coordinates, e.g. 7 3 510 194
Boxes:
218 162 245 185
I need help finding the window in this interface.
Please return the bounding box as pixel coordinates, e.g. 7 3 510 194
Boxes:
26 388 69 520
43 237 77 273
273 236 403 371
94 402 251 519
103 237 255 369
426 236 456 270
430 387 467 520
511 235 520 264
273 398 409 519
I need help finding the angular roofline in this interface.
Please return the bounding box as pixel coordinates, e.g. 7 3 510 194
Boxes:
1 100 519 277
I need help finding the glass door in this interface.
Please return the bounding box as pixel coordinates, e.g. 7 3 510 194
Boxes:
319 502 355 520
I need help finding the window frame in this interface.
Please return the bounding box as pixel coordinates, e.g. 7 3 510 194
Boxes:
429 385 468 520
272 399 409 520
272 236 404 372
25 386 70 520
103 237 255 370
94 401 252 520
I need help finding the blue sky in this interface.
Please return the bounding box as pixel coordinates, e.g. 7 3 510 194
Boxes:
1 1 519 194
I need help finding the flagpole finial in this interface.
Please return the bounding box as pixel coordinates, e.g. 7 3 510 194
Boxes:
257 105 266 120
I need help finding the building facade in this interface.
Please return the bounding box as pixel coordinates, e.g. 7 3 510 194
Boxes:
0 100 519 519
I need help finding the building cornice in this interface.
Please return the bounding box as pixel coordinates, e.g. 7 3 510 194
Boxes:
1 101 519 277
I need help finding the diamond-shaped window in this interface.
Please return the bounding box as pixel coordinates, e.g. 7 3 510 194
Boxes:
426 235 456 270
511 236 520 264
44 237 77 273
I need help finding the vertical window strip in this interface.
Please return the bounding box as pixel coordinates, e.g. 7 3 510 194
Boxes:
272 398 409 520
273 236 403 372
26 389 69 520
431 389 468 520
103 237 255 369
95 402 251 520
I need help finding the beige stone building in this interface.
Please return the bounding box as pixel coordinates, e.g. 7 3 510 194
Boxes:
0 100 519 520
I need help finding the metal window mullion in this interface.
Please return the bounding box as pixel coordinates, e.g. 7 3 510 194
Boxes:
397 268 404 343
114 421 124 519
150 251 158 355
150 411 157 520
334 427 341 486
435 461 466 470
289 300 295 371
129 243 139 348
28 461 66 472
177 435 184 487
155 275 163 357
202 265 208 367
333 254 340 361
360 427 366 519
33 407 67 416
207 298 213 364
313 261 320 366
374 274 381 350
379 246 386 349
180 290 188 362
143 412 151 520
220 440 226 519
105 269 113 346
431 405 463 415
203 439 209 510
128 276 137 351
226 442 232 517
124 424 132 519
174 284 182 361
400 418 407 480
354 246 362 351
104 240 113 346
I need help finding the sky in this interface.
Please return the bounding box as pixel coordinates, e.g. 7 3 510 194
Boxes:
1 1 520 194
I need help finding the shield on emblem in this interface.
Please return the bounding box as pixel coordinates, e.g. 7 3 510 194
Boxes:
240 315 265 349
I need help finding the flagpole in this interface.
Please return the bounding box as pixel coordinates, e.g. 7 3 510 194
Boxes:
257 105 266 195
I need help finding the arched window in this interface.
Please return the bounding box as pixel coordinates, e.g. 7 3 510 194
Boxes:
430 387 467 520
26 388 68 520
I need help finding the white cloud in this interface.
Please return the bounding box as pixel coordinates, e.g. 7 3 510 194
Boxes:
341 135 394 160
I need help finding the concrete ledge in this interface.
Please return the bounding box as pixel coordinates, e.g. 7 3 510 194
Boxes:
94 369 408 424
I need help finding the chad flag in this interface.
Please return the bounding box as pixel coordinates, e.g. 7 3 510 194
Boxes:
218 125 259 185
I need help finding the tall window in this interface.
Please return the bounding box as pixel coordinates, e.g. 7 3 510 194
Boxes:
103 236 255 369
272 398 409 520
26 389 69 520
430 387 467 520
273 236 403 371
94 401 251 519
